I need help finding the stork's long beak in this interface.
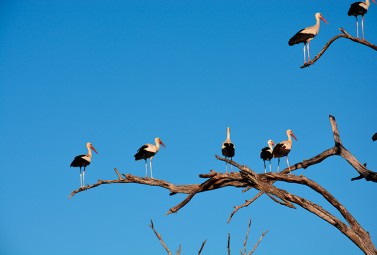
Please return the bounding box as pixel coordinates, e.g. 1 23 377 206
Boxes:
291 133 298 141
321 16 328 24
159 140 166 148
372 0 376 4
91 145 99 154
272 141 276 146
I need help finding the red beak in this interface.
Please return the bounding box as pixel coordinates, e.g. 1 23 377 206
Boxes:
91 145 99 154
291 133 298 141
321 16 328 24
159 140 166 148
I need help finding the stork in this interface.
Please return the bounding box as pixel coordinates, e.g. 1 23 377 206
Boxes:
222 127 235 173
288 12 328 64
260 139 275 173
348 0 376 40
272 130 297 174
134 137 166 178
70 142 98 188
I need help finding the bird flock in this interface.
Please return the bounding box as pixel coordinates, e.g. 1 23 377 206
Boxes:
69 0 375 188
69 127 298 188
289 0 375 64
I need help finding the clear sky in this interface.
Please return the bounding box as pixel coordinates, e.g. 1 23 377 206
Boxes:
0 1 376 255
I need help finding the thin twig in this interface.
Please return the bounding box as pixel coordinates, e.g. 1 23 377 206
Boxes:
149 220 173 255
198 240 206 255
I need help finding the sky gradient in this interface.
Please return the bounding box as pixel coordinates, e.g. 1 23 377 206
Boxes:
1 1 376 255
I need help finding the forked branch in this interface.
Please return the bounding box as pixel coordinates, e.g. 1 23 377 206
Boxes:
300 28 377 68
69 115 377 255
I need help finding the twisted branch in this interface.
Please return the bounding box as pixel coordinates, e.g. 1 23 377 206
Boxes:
69 115 377 255
300 28 377 68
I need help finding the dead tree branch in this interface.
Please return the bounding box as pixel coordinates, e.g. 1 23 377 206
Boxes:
149 220 173 255
300 27 377 69
69 115 377 255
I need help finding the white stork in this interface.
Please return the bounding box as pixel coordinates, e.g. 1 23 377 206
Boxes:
134 137 166 178
288 13 328 64
260 139 275 173
222 127 235 173
348 0 376 39
272 130 297 174
70 142 98 188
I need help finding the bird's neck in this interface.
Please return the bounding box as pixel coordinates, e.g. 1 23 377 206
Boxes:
315 17 321 31
87 144 92 158
365 0 370 8
287 133 292 143
226 128 231 141
154 140 160 151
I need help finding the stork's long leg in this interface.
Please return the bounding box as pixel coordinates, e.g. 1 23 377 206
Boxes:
263 160 267 173
356 17 359 38
307 41 311 62
277 158 280 172
82 168 86 187
145 159 148 177
230 157 233 172
269 160 272 173
79 168 83 188
303 44 306 64
361 16 365 40
150 158 153 179
286 156 291 174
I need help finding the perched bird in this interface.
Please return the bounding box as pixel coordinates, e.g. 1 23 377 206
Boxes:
134 137 166 178
348 0 376 39
272 130 297 173
222 127 235 173
288 12 328 64
260 139 275 173
372 132 377 141
70 142 98 188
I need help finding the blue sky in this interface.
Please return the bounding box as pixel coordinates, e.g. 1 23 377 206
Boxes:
0 1 376 254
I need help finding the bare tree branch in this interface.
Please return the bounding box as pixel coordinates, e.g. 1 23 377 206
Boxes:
69 115 377 255
300 28 377 69
149 220 173 255
198 240 206 255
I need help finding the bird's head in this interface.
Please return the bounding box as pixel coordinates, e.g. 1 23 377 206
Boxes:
87 142 99 154
315 12 329 24
316 13 328 24
268 140 275 147
287 130 298 141
156 138 166 148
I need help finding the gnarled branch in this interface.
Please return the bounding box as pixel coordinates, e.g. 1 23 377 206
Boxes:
69 115 377 255
300 28 377 69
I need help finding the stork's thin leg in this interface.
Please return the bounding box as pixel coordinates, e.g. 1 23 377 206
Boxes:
263 160 267 173
145 160 148 177
230 157 233 172
83 168 86 187
79 168 83 188
286 156 291 174
269 160 272 173
303 44 306 64
277 158 280 172
361 16 365 40
225 161 228 174
150 159 153 179
356 17 359 38
307 41 311 62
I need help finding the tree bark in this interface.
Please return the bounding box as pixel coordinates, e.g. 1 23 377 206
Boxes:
300 28 377 69
69 115 377 255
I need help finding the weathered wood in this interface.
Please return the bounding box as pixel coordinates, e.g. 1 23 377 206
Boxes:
69 116 377 255
300 28 377 68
